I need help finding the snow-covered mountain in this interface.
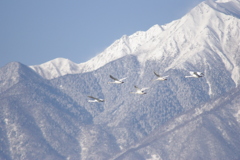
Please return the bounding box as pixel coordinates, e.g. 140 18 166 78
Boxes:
30 58 81 80
1 0 240 159
31 0 240 85
0 62 121 160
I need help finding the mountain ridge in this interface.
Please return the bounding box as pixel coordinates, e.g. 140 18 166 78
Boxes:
30 0 240 87
1 0 240 159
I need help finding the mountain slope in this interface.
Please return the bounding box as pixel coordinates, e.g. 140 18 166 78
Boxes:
49 0 240 158
0 62 122 159
112 86 240 160
0 62 93 159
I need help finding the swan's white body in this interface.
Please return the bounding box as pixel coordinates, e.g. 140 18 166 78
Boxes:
153 71 168 81
88 96 104 102
108 75 127 84
131 86 149 95
185 71 204 78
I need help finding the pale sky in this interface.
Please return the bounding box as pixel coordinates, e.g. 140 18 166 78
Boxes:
0 0 204 68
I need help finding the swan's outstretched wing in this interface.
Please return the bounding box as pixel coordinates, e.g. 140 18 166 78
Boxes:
110 75 119 81
119 77 127 81
88 96 98 100
88 96 104 102
141 87 149 91
134 86 149 91
154 71 161 77
134 85 141 91
89 96 102 101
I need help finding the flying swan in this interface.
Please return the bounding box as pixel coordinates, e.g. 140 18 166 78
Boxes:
88 96 104 102
108 75 127 84
130 86 149 95
153 71 168 81
185 71 204 78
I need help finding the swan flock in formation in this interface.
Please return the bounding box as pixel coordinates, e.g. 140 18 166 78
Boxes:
88 71 204 102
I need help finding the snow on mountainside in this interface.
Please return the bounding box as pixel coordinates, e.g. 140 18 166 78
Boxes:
112 86 240 160
0 63 122 159
30 58 81 79
30 25 164 79
1 1 240 159
30 0 240 85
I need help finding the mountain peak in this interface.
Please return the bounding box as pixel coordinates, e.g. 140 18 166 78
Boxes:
30 57 81 79
0 62 44 94
0 61 39 79
30 0 240 83
147 24 163 32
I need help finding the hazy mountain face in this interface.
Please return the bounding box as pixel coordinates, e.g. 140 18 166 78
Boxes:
1 0 240 159
0 62 95 160
0 62 122 160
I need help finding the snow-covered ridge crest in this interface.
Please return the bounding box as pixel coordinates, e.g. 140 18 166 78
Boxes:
30 0 240 83
77 24 164 72
30 58 81 79
30 25 164 79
